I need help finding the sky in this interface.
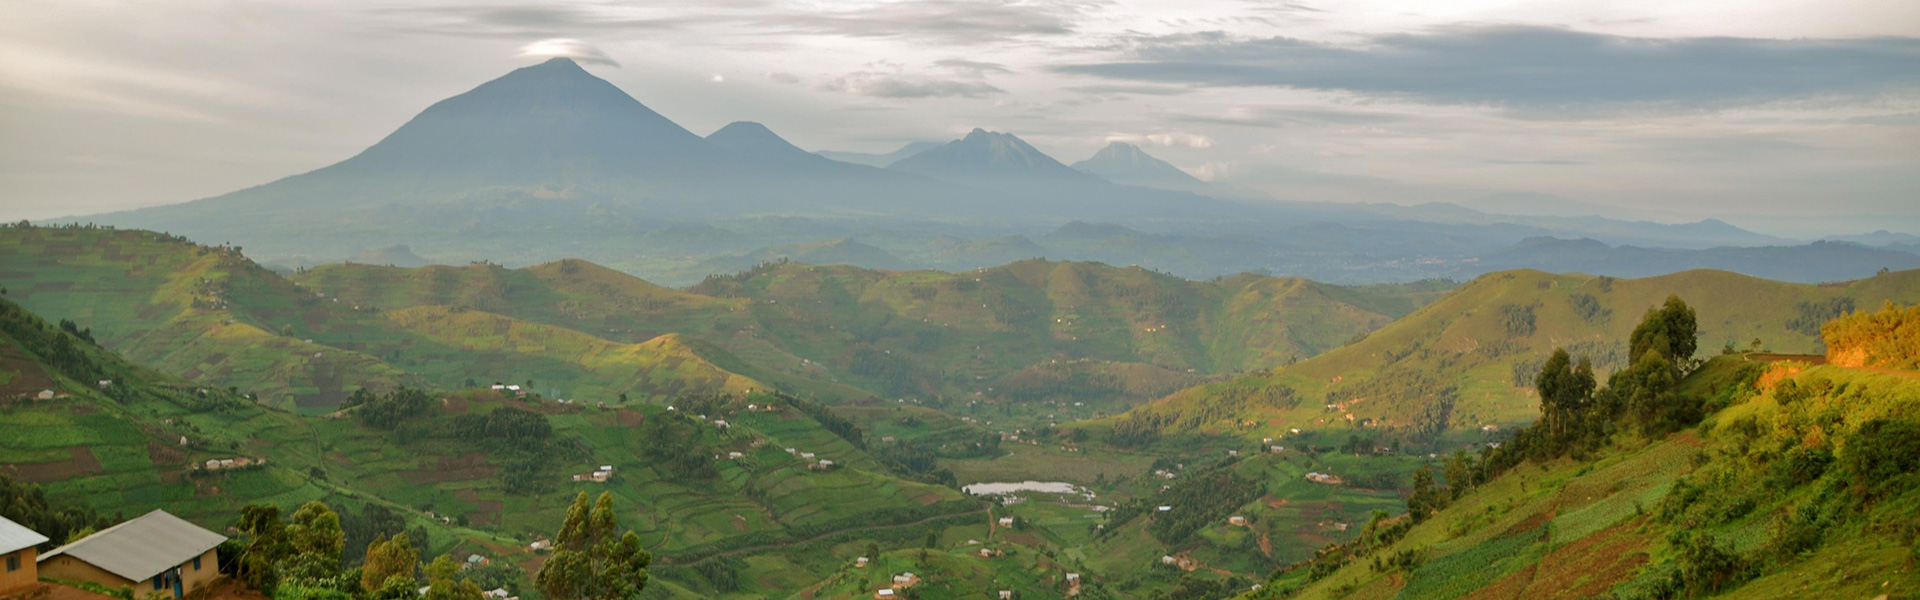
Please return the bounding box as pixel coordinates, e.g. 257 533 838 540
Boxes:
2 0 1918 238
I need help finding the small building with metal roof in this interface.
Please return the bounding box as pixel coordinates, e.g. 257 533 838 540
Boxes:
0 515 50 594
37 510 225 599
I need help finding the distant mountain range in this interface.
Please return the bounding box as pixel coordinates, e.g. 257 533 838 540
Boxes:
55 57 1915 286
1070 142 1217 195
815 141 944 167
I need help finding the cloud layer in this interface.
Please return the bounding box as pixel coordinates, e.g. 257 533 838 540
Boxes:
1057 26 1920 111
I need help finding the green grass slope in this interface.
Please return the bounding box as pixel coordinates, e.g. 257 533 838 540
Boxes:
1109 268 1920 442
0 225 417 409
1248 354 1920 600
0 226 811 410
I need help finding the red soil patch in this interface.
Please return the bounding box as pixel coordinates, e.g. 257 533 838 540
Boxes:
1522 519 1654 599
616 409 646 427
1461 565 1539 600
196 577 271 600
441 394 470 414
0 344 59 399
18 583 118 600
147 440 188 467
404 453 496 483
913 492 944 505
3 446 102 483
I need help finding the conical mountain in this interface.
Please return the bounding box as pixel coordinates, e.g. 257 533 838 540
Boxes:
888 128 1097 184
305 57 719 191
706 121 839 167
1071 142 1214 194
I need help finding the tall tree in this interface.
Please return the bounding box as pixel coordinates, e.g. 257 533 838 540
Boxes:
1630 295 1698 365
236 504 290 592
425 555 485 600
536 492 651 600
361 532 421 594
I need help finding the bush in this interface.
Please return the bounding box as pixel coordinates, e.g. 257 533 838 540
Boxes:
1839 418 1920 499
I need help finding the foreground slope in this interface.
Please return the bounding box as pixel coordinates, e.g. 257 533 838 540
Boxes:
1108 268 1920 442
1250 348 1920 600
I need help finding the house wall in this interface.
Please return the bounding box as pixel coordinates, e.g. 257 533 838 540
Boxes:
38 549 219 598
1 547 38 593
37 554 135 590
179 549 219 594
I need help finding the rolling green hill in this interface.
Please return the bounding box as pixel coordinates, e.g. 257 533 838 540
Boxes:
1104 268 1920 444
0 225 418 409
0 227 802 411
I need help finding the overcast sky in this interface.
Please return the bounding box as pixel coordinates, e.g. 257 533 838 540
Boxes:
3 0 1918 237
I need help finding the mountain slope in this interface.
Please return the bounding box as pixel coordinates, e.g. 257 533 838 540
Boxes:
889 128 1100 186
1477 237 1920 282
816 141 944 167
1070 142 1214 194
1106 268 1920 442
0 225 418 409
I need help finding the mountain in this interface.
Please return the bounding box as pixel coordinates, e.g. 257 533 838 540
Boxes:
1070 142 1215 194
1826 229 1920 246
350 244 432 267
889 128 1102 186
705 120 823 164
1475 237 1920 282
816 141 944 167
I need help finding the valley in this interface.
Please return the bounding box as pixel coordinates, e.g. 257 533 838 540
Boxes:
5 221 1917 599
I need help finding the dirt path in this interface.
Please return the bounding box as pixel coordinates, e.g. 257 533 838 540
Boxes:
660 507 989 567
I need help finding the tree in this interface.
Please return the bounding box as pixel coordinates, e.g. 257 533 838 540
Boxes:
236 504 289 592
1629 295 1698 365
536 492 650 600
1407 467 1444 523
1443 450 1473 500
361 533 420 593
425 555 484 600
1535 348 1597 451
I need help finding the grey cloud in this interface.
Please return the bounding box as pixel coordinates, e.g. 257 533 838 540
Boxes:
757 0 1095 44
821 73 1007 98
1483 159 1583 165
383 5 689 38
933 59 1013 77
1167 107 1408 128
1063 84 1193 96
1054 26 1920 111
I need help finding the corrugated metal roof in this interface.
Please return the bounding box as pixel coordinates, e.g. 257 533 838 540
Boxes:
0 515 50 555
37 510 226 581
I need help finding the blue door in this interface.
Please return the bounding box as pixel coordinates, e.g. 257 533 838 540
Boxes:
170 570 183 598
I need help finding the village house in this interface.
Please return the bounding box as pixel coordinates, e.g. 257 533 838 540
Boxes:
0 516 50 594
37 510 225 599
997 517 1014 527
999 590 1014 599
890 572 919 588
854 556 869 567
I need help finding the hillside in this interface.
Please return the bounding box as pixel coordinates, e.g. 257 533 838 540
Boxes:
0 226 795 411
0 299 991 597
0 225 418 409
1245 349 1920 600
1106 268 1920 443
